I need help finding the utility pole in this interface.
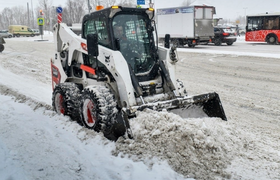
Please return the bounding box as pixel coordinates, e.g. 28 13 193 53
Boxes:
87 0 92 14
27 3 30 27
31 0 34 28
243 7 248 25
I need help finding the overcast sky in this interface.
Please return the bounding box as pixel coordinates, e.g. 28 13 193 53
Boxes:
1 0 280 20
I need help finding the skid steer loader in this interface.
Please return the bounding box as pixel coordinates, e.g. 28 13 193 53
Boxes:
51 6 227 141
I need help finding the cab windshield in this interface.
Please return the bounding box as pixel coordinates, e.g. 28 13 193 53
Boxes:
113 14 155 74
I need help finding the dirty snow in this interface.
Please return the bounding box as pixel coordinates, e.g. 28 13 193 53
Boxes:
0 35 280 180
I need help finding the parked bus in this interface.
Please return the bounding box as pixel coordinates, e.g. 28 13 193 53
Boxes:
245 13 280 44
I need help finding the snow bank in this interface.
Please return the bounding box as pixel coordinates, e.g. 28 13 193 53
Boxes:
0 94 190 180
114 109 251 179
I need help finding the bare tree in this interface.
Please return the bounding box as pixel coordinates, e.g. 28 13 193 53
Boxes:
88 0 103 11
12 6 29 25
37 0 54 30
62 0 86 25
117 0 136 7
0 8 14 29
0 6 31 29
182 0 195 6
235 16 245 25
102 0 117 8
0 0 139 30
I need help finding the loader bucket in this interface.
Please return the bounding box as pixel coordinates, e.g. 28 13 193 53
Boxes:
191 92 227 121
136 92 227 121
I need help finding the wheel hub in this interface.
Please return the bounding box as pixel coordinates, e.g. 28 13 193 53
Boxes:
269 36 275 43
83 99 96 127
54 93 65 114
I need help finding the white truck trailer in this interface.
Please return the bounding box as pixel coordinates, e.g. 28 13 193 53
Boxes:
157 5 216 47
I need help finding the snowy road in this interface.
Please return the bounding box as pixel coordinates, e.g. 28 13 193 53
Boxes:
199 41 280 56
176 37 280 58
0 35 280 180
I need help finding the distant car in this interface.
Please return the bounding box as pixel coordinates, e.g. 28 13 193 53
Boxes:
32 29 40 36
211 27 237 46
0 30 13 38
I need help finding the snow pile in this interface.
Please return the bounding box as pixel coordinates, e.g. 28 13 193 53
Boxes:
0 94 190 180
114 109 249 179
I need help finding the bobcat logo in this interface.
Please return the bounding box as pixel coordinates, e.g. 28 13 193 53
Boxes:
105 55 110 63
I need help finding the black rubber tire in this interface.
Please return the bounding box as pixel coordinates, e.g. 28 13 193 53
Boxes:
188 44 195 48
103 110 126 141
226 42 233 45
171 39 180 47
214 38 222 46
178 39 185 48
16 34 20 37
52 83 81 122
79 85 125 141
0 44 4 52
266 34 277 45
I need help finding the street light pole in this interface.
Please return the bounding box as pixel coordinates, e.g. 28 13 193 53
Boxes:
243 7 248 24
27 3 30 27
87 0 92 14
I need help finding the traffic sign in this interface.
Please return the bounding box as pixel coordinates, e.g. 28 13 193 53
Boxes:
56 7 63 13
137 0 145 5
37 18 45 25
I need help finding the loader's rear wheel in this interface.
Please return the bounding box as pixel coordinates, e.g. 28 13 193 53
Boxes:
80 85 126 141
54 92 66 114
52 83 81 122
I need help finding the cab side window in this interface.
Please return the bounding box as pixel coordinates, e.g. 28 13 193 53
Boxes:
83 17 109 69
83 20 97 67
84 20 96 36
84 17 110 48
95 19 109 46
